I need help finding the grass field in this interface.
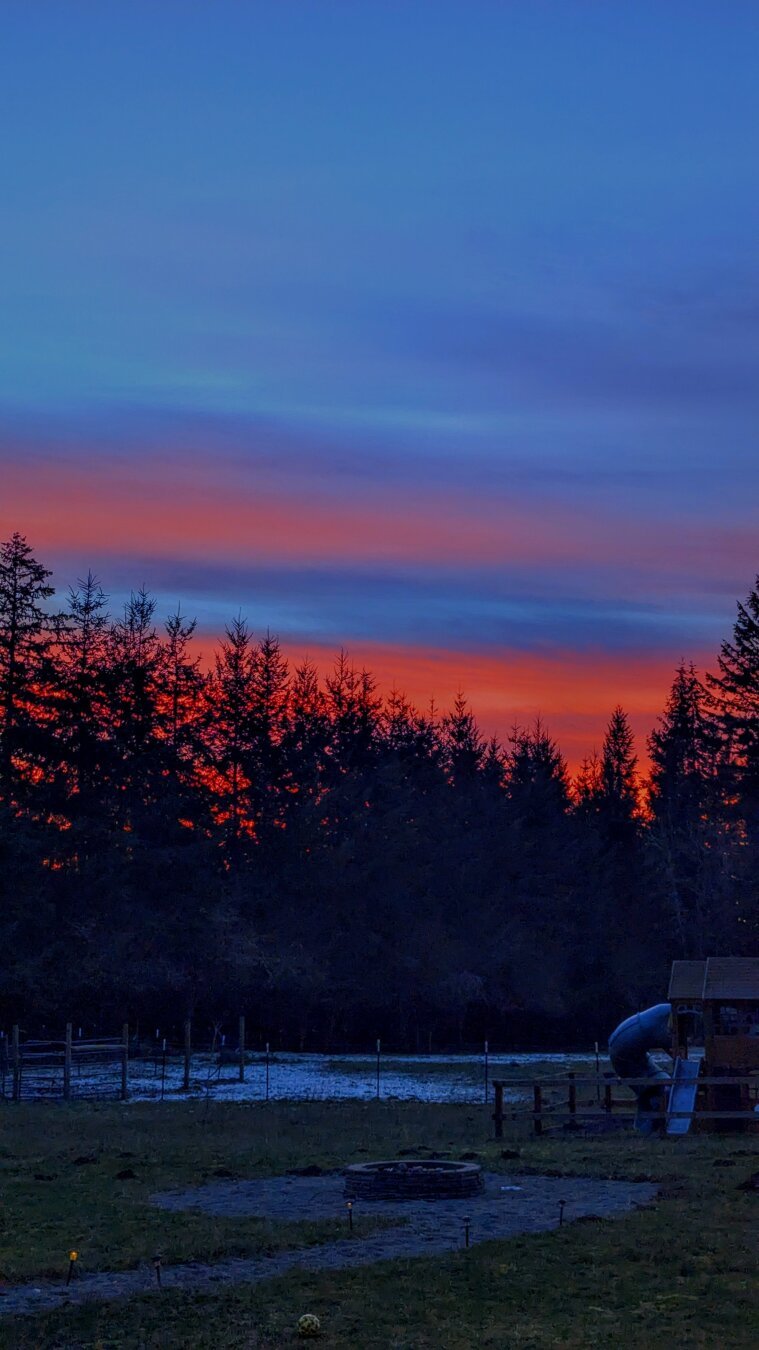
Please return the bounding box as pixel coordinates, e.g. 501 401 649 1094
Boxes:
0 1099 756 1348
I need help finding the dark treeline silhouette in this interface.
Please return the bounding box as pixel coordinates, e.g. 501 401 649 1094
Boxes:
1 532 757 1049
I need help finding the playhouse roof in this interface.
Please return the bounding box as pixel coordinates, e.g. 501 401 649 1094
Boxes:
669 957 759 1002
668 960 707 1001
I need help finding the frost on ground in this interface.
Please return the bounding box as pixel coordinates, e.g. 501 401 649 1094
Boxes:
7 1050 601 1105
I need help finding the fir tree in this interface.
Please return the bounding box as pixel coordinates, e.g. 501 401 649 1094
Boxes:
55 571 110 805
443 691 484 784
647 662 729 955
0 533 55 802
573 749 603 815
506 718 570 819
249 630 290 832
600 705 638 826
206 615 257 848
709 576 759 815
649 663 710 826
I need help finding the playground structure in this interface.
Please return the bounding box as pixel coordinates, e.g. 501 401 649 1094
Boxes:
609 957 759 1135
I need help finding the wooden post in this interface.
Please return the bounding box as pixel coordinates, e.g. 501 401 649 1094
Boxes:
64 1022 72 1100
11 1024 20 1102
121 1023 129 1101
183 1019 192 1091
493 1080 504 1138
533 1083 543 1136
604 1082 612 1115
568 1071 576 1123
238 1015 245 1083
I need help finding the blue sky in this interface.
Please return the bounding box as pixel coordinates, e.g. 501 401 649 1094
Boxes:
1 1 757 758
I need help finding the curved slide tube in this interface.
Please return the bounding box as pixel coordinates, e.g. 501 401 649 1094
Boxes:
608 1004 672 1134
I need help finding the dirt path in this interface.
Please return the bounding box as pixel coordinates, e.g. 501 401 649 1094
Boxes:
0 1172 657 1317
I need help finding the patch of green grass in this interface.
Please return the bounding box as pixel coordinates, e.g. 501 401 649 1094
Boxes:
1 1099 458 1281
0 1102 756 1348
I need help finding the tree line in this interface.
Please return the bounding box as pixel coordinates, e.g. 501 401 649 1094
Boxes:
0 531 757 1048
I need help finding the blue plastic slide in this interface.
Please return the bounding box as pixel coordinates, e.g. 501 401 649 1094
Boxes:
608 1004 672 1134
666 1056 700 1136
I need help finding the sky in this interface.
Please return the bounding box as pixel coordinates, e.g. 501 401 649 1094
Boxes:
1 2 758 769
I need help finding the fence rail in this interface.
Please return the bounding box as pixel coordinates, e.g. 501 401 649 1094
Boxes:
2 1028 758 1131
491 1072 759 1136
1 1024 129 1102
0 1019 251 1102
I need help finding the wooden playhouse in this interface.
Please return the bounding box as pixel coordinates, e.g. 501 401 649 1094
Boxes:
668 957 759 1130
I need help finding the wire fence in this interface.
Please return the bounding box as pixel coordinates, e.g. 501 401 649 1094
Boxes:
3 1024 757 1133
0 1021 591 1105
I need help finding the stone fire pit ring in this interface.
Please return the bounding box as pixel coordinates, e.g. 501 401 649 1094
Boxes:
344 1159 483 1202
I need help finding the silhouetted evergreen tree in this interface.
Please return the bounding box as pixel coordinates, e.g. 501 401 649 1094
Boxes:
0 533 55 804
573 749 603 816
248 630 290 836
54 572 110 804
708 579 759 945
206 616 257 851
709 577 759 816
647 663 733 955
443 692 484 784
600 705 638 831
506 719 570 821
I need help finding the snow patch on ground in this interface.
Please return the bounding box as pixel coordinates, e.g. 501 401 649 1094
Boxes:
12 1050 600 1105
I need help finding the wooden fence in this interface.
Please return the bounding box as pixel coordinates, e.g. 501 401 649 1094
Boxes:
0 1018 253 1102
491 1072 759 1136
2 1031 757 1129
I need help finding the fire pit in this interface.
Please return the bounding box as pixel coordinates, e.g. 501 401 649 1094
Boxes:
343 1159 483 1201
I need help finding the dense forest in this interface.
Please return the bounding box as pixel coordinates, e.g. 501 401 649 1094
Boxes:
0 532 757 1049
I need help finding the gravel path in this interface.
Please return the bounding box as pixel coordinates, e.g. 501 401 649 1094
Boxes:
0 1172 657 1317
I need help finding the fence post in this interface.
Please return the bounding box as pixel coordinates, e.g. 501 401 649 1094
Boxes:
238 1015 245 1083
568 1071 576 1124
12 1024 20 1102
493 1080 504 1138
183 1019 192 1091
121 1023 129 1101
533 1083 543 1137
64 1022 72 1101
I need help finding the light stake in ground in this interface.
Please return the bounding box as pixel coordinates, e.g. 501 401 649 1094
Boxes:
153 1253 162 1288
463 1215 471 1248
66 1250 78 1286
347 1200 353 1232
559 1199 566 1226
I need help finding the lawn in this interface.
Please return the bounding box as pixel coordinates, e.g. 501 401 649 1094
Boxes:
0 1100 755 1348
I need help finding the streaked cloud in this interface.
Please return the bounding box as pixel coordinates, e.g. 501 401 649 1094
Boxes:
1 2 757 768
